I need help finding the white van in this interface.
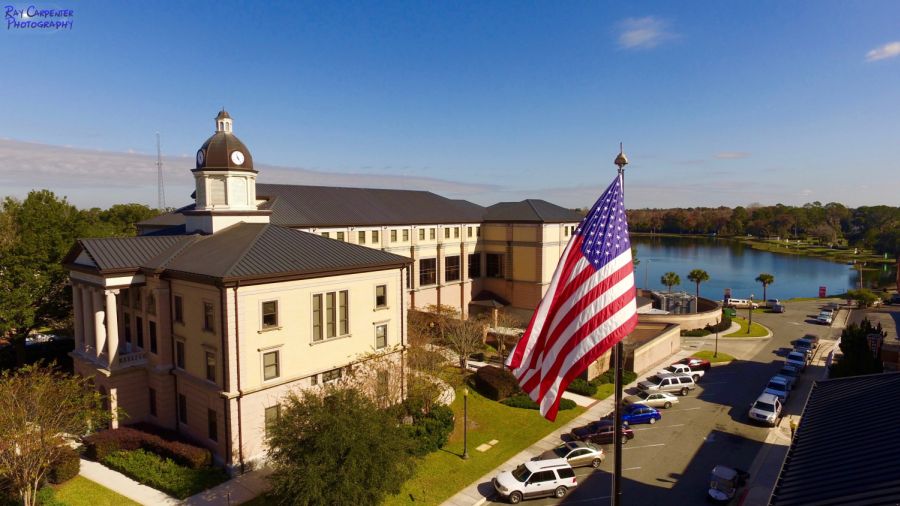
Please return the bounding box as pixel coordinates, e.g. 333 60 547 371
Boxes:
725 298 759 309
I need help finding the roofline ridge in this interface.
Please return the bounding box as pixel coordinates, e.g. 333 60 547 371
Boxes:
146 235 205 271
525 199 545 221
224 223 272 278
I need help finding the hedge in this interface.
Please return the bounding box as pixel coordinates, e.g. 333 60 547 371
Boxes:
706 317 732 333
102 449 228 499
48 446 80 484
473 366 520 401
404 404 455 456
591 369 638 386
682 328 711 337
84 426 211 470
566 378 597 396
500 394 576 411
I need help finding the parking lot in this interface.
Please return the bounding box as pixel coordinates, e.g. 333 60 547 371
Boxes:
485 299 846 505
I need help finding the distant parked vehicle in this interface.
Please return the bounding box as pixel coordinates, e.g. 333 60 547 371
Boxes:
568 420 635 445
792 338 818 357
708 465 750 504
492 459 577 504
786 351 808 371
766 298 780 307
764 376 790 401
791 336 819 349
658 363 705 382
623 391 680 409
816 311 833 325
722 307 738 318
533 441 605 469
771 303 786 313
675 357 712 371
618 404 662 425
725 298 759 309
776 364 801 389
638 373 696 396
748 392 783 427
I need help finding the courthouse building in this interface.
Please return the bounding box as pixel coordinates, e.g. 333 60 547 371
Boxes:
64 111 580 472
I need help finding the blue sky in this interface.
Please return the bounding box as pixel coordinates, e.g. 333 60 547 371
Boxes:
2 1 899 210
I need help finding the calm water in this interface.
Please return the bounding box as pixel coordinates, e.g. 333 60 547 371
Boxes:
631 235 864 300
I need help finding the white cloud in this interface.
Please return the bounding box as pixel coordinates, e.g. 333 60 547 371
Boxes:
865 41 900 62
617 17 674 50
714 151 751 160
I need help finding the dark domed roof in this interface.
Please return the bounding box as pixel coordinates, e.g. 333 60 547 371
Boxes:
194 111 255 172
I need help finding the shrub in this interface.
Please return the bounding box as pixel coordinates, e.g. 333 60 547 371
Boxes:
473 366 520 401
590 369 637 386
566 378 597 396
102 449 227 499
84 426 211 470
47 446 80 484
404 404 455 456
500 394 575 411
681 328 711 337
706 317 731 333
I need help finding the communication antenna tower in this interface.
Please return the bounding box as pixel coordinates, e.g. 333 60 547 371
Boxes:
156 132 166 210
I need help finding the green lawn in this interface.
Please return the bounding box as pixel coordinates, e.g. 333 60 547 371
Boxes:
592 382 615 400
724 317 769 337
692 350 735 363
53 476 140 506
383 384 585 505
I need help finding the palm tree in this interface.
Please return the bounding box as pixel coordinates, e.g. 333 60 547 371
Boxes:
756 273 775 302
661 272 681 293
687 269 710 311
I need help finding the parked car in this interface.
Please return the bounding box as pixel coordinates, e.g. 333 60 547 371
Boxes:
771 303 786 313
623 390 680 409
568 420 635 445
748 392 783 426
764 376 790 401
722 307 738 319
786 351 808 371
638 373 696 396
725 298 759 309
658 363 705 382
620 404 662 425
766 298 780 307
534 441 605 469
776 364 801 389
815 311 834 325
708 465 750 504
792 338 817 358
791 336 819 349
493 459 577 504
675 357 712 372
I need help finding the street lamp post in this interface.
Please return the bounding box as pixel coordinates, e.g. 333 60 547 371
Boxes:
747 294 754 334
714 317 720 358
462 387 469 460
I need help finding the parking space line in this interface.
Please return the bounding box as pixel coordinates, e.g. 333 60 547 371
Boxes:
624 443 666 450
633 423 685 431
563 496 611 504
672 407 703 411
624 466 642 471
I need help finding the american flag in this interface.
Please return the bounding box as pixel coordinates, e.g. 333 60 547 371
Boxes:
506 174 638 420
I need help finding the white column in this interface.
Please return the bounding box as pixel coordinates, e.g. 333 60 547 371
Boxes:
72 284 84 352
81 286 95 356
92 289 107 363
105 289 120 369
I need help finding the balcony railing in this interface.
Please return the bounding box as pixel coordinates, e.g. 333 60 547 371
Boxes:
117 349 147 368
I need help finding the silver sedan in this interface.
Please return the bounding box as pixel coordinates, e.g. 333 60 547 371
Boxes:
534 441 605 468
623 390 680 409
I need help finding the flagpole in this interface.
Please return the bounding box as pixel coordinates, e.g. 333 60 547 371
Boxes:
612 144 628 506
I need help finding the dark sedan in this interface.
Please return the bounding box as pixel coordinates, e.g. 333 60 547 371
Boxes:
567 420 635 445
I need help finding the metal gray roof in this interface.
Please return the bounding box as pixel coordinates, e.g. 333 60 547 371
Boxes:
483 199 582 223
256 184 486 227
75 236 194 271
770 372 900 506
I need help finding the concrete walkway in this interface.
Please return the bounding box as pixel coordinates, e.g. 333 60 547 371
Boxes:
183 467 272 505
441 348 695 506
79 458 180 506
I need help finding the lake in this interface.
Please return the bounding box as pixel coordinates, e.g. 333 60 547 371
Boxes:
631 235 863 300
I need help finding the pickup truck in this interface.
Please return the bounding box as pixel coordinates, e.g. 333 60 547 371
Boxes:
658 363 705 382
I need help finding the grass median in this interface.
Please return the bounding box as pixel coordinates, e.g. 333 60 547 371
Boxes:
384 379 585 505
724 317 769 337
692 350 735 363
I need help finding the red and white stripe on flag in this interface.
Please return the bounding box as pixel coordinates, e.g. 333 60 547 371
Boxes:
506 175 637 421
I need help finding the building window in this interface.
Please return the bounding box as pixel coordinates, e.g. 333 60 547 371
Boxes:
178 394 187 424
476 226 481 237
375 285 387 308
175 341 185 369
265 405 280 437
124 313 132 344
206 351 216 382
136 316 144 349
454 227 459 238
372 230 379 243
133 289 142 310
208 409 218 442
467 226 473 238
149 320 157 354
487 253 504 278
402 229 409 241
419 258 437 286
312 290 350 341
391 229 397 243
445 256 461 282
377 370 390 400
429 228 435 240
203 302 214 332
322 232 330 239
174 295 183 323
468 253 481 278
148 387 157 417
147 292 156 316
418 229 425 240
262 300 278 329
310 374 318 386
444 228 451 239
375 324 387 349
263 351 280 380
358 231 366 244
336 231 345 242
322 368 342 383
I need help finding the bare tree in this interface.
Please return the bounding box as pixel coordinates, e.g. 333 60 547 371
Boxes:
492 310 525 359
445 316 487 371
0 365 110 506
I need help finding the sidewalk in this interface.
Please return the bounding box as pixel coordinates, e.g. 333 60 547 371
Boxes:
79 459 180 506
184 467 272 505
441 348 695 506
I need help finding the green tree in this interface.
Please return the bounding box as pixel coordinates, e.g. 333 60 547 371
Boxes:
686 269 710 308
846 289 881 308
266 386 415 506
874 228 900 292
755 273 775 302
660 272 681 293
829 319 885 379
0 364 110 506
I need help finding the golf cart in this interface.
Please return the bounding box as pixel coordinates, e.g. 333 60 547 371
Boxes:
707 465 749 503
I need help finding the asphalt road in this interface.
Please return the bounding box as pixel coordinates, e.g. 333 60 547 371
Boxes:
487 299 845 506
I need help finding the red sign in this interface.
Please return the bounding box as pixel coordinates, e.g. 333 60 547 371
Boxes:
819 286 827 298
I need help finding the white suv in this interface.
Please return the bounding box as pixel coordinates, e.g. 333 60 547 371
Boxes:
492 458 577 504
638 372 696 396
748 392 782 427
